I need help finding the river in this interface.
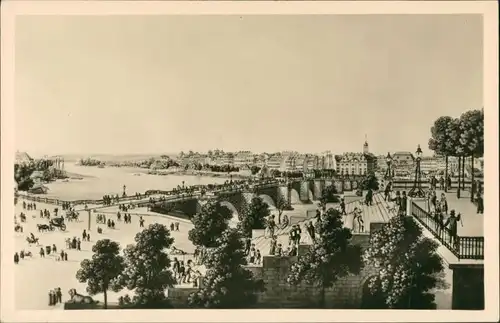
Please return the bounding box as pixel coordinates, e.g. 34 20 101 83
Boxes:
43 164 230 201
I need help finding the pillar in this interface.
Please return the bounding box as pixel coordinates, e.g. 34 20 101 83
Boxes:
450 264 484 310
313 180 323 201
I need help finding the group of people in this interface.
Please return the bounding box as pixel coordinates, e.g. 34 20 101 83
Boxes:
13 249 33 264
38 244 69 261
169 222 180 232
22 201 37 211
65 236 82 250
48 288 63 306
172 258 202 286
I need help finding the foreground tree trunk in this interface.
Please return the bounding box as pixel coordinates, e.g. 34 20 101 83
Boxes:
471 155 475 202
457 157 461 199
445 156 449 192
320 285 326 308
104 289 108 309
463 156 466 190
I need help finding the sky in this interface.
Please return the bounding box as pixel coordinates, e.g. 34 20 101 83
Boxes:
14 14 483 156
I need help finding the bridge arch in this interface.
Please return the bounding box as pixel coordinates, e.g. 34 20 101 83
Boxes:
258 194 276 209
219 201 240 228
290 188 300 204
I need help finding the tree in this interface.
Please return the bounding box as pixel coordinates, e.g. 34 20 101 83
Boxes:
459 109 484 201
188 228 265 308
275 196 292 224
363 216 448 309
14 163 35 191
240 197 270 237
360 172 379 191
287 208 363 308
428 116 454 192
447 118 466 197
75 239 125 309
117 223 175 308
319 184 340 206
188 200 233 248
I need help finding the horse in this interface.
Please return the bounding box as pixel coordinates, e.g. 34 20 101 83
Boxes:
67 288 99 304
26 236 39 245
37 224 50 232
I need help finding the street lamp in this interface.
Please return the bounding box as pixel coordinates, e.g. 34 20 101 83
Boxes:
408 145 425 198
384 152 393 180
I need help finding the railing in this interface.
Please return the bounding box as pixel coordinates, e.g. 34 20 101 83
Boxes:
411 201 484 260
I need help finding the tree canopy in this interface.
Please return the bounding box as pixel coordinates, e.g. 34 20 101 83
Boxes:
188 200 233 248
360 172 379 191
363 216 448 309
75 239 125 309
287 208 363 307
240 196 270 236
319 184 340 205
428 116 455 157
117 223 175 308
459 109 484 158
188 228 264 308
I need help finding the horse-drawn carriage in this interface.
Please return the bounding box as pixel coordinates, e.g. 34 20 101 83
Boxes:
49 217 66 231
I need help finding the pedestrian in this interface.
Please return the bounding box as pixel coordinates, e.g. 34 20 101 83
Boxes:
267 215 276 238
77 238 81 251
476 192 484 214
365 188 373 206
60 250 65 262
400 191 407 216
444 210 461 248
276 243 283 257
139 216 145 228
39 247 45 258
56 287 62 303
48 290 54 306
175 222 180 231
87 233 91 241
172 258 180 281
439 176 445 190
269 235 277 255
14 252 19 264
178 261 186 283
384 182 392 201
249 244 256 264
255 250 262 265
82 229 87 241
170 223 175 231
52 244 57 254
64 252 68 261
308 221 316 241
440 193 448 214
431 191 437 214
294 225 302 245
20 250 25 259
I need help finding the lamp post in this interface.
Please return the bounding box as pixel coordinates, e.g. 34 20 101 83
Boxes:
384 152 393 180
408 145 425 198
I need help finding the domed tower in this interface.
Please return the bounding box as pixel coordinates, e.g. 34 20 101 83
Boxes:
363 134 369 154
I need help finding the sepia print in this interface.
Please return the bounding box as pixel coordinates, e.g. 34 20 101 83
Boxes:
1 1 498 321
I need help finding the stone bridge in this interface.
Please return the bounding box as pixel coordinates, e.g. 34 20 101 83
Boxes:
150 177 363 220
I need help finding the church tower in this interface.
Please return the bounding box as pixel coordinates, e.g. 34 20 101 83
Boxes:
363 134 369 154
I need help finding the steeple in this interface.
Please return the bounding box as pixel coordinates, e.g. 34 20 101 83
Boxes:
363 134 369 154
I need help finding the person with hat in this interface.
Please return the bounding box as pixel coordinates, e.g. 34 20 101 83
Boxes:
444 209 461 248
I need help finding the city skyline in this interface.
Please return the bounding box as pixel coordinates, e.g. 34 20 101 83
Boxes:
15 15 482 156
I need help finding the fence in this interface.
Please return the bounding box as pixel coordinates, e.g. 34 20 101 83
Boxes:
410 201 484 260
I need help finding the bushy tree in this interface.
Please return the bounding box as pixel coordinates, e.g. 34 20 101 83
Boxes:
117 223 175 308
428 116 455 191
287 208 363 308
319 184 340 205
459 109 484 199
363 216 448 309
240 197 270 236
360 172 379 191
188 200 232 248
14 163 35 191
188 228 264 308
75 239 125 309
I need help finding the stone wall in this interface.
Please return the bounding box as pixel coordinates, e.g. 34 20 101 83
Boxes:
164 224 383 308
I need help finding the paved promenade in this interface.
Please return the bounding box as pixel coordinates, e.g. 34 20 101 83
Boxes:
413 190 483 237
